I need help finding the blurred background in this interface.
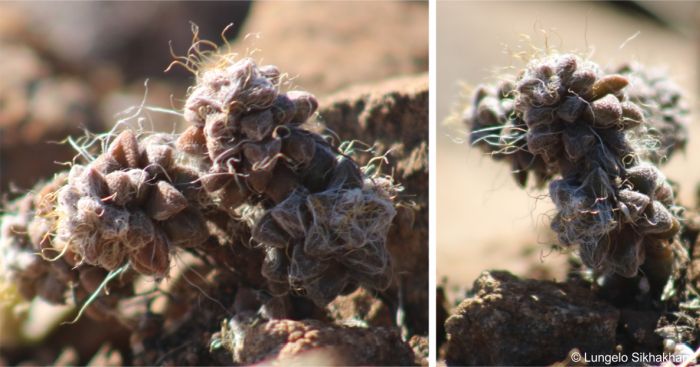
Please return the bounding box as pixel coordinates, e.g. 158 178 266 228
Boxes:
0 1 427 196
437 1 700 291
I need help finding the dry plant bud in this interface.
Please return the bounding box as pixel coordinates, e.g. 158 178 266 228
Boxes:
1 174 134 317
465 80 551 187
54 130 210 277
146 181 188 221
176 125 208 156
251 176 397 305
1 175 71 300
180 55 399 305
128 232 170 277
162 209 209 248
108 129 141 169
614 62 689 164
466 53 686 286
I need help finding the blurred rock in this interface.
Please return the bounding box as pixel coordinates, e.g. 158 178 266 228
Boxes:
684 208 700 292
233 2 427 95
327 288 393 328
52 347 79 366
436 286 449 348
409 335 429 366
444 271 620 365
86 344 122 367
0 15 101 194
0 313 131 366
5 2 251 83
221 317 415 366
318 74 428 150
617 309 663 353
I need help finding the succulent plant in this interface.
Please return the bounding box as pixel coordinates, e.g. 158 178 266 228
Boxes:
179 56 397 305
466 80 551 187
54 130 209 277
2 55 400 315
614 62 689 165
466 53 686 285
1 175 69 303
0 174 134 319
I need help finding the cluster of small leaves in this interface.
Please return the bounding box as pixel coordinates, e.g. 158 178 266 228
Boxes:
1 175 134 319
549 163 679 276
256 176 396 305
178 57 397 305
467 54 685 278
466 80 551 187
54 130 209 277
615 62 689 164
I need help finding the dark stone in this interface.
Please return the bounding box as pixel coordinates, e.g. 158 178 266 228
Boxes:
444 271 619 366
